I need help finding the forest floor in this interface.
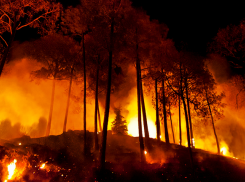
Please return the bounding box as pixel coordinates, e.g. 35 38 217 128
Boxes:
0 130 245 181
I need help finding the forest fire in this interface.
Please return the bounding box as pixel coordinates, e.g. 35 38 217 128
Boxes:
1 0 245 181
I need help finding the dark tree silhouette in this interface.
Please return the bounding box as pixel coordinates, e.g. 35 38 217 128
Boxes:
111 107 128 135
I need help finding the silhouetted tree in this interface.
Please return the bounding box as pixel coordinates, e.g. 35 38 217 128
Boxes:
111 107 127 135
0 0 61 76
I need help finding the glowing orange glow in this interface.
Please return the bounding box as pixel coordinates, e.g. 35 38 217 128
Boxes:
40 163 45 169
221 147 227 155
192 138 195 147
7 159 17 180
127 117 156 138
18 143 21 145
144 150 147 155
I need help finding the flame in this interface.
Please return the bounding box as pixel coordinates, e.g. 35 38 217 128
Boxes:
40 163 45 169
127 117 156 138
6 159 17 181
144 150 147 155
192 138 195 147
220 147 227 155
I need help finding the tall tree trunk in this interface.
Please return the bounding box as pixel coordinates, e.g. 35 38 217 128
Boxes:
94 62 100 150
97 103 102 132
136 56 145 162
100 18 114 168
180 67 193 165
139 65 150 150
0 23 16 76
185 76 194 148
155 79 160 143
63 67 74 133
206 90 220 154
82 33 87 154
179 92 182 145
161 71 169 144
169 102 175 144
46 78 56 136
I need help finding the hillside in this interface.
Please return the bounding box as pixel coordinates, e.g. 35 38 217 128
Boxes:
0 130 245 181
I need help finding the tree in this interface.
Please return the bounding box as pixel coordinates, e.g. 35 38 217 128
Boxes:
28 34 79 136
193 68 226 154
0 0 61 76
209 20 245 72
111 107 127 135
80 0 133 168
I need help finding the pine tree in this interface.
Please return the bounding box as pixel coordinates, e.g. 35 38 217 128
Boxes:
111 108 128 135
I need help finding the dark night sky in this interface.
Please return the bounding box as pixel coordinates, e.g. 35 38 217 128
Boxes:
13 1 245 57
131 1 245 55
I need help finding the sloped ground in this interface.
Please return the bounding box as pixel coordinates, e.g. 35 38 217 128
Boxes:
0 130 245 181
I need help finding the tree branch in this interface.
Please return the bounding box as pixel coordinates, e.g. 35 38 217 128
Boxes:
0 35 8 47
0 10 13 34
16 9 59 30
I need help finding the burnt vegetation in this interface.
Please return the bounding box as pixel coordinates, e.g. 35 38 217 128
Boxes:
0 0 245 181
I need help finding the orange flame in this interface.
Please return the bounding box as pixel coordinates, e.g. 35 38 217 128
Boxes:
40 163 45 169
6 159 17 181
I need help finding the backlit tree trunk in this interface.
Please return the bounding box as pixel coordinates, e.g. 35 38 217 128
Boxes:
100 18 114 168
46 78 56 136
161 71 169 144
179 91 182 145
82 33 87 154
169 102 175 143
155 79 161 143
185 76 194 148
97 103 102 132
94 61 100 150
206 90 220 154
63 66 74 133
136 55 145 162
180 66 193 165
139 65 150 150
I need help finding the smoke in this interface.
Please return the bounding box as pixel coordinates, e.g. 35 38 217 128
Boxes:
0 119 24 140
0 58 92 139
204 54 245 159
206 54 231 84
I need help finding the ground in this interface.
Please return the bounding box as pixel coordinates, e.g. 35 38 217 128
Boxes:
0 130 245 181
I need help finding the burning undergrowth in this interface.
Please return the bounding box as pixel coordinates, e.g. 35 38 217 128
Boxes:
1 130 245 181
0 130 95 181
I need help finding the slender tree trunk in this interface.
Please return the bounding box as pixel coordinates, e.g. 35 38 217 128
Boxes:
179 92 182 145
0 24 16 76
46 78 56 136
169 102 175 143
155 79 160 143
161 71 169 144
136 56 145 162
139 65 150 149
206 90 220 154
63 67 74 133
94 62 100 150
180 64 193 165
82 33 87 154
185 76 194 148
97 103 102 132
100 18 114 168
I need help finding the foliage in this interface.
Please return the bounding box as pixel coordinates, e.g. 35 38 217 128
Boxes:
209 20 245 70
111 107 127 135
